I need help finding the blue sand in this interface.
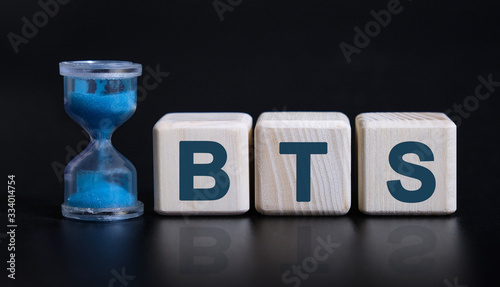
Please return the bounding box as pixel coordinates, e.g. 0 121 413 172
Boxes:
65 78 137 209
65 79 136 137
68 180 134 209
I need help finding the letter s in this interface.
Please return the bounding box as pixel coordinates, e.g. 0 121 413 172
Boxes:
387 141 436 203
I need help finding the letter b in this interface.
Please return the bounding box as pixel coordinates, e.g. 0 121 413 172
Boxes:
180 141 230 201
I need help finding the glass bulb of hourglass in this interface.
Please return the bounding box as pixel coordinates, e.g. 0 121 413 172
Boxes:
60 61 143 221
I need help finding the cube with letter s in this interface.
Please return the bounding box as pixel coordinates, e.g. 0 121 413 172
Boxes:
356 112 457 215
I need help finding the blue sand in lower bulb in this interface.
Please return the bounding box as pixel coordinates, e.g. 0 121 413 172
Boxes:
68 180 135 209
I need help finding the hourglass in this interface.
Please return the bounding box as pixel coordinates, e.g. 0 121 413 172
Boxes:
60 61 144 221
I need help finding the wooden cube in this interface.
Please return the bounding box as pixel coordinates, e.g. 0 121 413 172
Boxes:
255 112 351 215
153 112 252 215
356 112 457 215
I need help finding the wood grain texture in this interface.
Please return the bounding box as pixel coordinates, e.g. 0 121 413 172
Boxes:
356 112 457 215
153 112 252 215
255 112 351 215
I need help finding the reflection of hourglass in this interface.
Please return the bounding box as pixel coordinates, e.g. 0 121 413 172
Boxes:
60 61 143 221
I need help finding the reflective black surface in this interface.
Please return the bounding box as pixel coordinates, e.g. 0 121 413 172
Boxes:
0 204 494 287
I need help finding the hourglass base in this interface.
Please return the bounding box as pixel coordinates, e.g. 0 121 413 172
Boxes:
61 201 144 221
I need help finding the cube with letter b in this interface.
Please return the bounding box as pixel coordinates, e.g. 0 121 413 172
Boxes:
255 112 351 215
153 112 252 215
356 112 457 215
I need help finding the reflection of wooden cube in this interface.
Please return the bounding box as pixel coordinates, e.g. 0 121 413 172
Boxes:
356 112 457 215
359 218 463 284
153 113 252 215
255 112 351 215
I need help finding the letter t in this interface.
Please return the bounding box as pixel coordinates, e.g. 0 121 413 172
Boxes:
280 142 328 202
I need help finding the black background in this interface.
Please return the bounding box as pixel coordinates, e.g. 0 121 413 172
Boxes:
1 0 499 286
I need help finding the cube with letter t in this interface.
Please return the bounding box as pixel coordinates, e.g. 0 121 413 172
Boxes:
255 112 351 215
153 112 252 215
356 112 457 215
